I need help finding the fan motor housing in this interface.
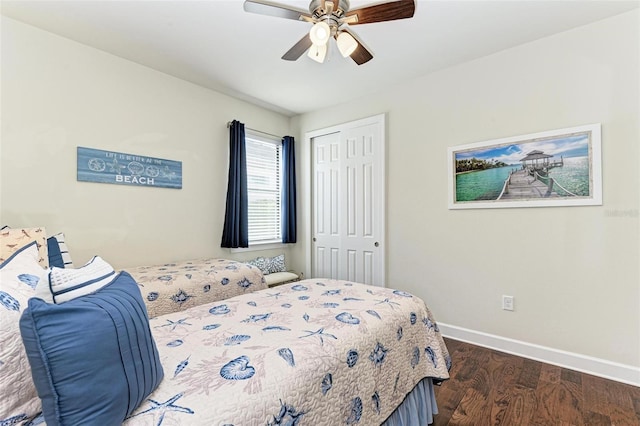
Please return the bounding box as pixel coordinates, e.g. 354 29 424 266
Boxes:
309 0 350 17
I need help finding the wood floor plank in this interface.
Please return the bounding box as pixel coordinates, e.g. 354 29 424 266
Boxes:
432 338 640 426
484 351 527 425
555 379 583 424
516 358 542 389
450 387 492 425
452 344 491 383
500 385 538 425
487 350 522 392
582 372 638 424
530 379 561 425
431 385 463 426
540 363 562 384
633 392 640 419
584 410 612 426
561 368 582 385
608 404 640 426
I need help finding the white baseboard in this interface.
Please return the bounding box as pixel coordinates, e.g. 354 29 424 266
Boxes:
438 323 640 387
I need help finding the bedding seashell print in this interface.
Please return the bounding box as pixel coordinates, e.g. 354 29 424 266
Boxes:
123 278 451 426
220 355 256 380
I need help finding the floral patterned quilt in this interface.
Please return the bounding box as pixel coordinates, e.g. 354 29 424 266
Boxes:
123 279 451 426
126 258 267 318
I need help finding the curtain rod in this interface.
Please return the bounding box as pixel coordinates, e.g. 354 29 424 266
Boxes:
226 121 282 140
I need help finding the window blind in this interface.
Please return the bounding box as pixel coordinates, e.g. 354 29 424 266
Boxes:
245 134 282 244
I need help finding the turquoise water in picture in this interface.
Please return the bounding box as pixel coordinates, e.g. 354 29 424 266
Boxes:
456 166 514 201
455 156 590 201
546 156 590 196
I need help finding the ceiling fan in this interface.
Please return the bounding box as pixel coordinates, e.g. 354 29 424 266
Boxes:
243 0 416 65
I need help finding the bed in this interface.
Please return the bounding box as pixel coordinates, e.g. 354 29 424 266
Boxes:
123 278 451 425
126 258 267 318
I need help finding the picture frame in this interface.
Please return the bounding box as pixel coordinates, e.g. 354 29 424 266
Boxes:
447 123 602 209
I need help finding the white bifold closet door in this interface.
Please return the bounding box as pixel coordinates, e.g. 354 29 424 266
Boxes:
310 114 385 287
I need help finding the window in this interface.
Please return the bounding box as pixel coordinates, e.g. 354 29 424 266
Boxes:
245 132 282 245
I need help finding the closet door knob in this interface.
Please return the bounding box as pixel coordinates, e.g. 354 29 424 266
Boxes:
374 242 379 247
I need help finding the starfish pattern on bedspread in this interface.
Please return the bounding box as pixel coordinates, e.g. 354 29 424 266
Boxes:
298 327 337 346
131 392 194 426
154 318 192 331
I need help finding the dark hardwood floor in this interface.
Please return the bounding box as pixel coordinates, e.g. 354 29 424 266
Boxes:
432 338 640 426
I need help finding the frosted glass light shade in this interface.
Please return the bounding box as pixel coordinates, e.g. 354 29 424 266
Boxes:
309 22 331 46
336 31 358 57
307 43 327 63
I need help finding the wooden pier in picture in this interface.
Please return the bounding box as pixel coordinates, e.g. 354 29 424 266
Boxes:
498 169 558 200
498 150 578 200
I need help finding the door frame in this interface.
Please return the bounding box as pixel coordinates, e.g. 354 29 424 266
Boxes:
303 113 386 286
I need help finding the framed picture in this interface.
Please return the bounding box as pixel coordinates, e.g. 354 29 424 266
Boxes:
447 123 602 209
77 147 182 189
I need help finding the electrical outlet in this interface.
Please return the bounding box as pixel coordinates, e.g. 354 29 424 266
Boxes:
502 295 514 311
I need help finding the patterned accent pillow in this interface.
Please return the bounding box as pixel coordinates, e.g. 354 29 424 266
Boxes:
35 256 115 304
20 271 164 425
247 257 267 273
263 254 286 275
0 241 43 422
0 227 48 268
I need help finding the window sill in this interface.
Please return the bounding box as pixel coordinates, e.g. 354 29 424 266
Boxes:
229 242 293 253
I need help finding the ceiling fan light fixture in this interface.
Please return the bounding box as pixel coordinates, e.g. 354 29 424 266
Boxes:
245 0 417 66
307 43 327 63
309 21 331 46
336 31 357 57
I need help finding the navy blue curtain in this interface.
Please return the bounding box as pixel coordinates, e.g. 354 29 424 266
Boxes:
282 136 297 243
221 120 249 248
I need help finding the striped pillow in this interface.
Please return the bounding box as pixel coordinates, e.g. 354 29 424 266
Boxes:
48 233 74 268
35 256 116 304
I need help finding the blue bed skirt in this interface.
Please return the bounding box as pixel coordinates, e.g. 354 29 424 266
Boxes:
382 377 439 425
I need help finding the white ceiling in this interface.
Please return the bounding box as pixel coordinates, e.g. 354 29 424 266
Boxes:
2 0 638 116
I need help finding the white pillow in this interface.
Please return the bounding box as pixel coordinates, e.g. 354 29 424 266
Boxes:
0 241 43 422
35 256 116 304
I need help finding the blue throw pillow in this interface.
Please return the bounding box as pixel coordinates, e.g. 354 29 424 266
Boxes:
19 271 164 426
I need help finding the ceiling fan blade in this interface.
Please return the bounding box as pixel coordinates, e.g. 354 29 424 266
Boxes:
345 0 415 25
282 33 313 61
343 28 373 65
244 0 312 21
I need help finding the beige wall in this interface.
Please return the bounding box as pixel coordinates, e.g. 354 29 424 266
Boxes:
0 17 292 268
292 10 640 368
